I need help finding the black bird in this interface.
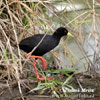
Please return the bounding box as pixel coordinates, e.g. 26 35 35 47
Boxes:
19 27 72 80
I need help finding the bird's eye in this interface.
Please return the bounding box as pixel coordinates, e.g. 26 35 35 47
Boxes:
64 30 67 33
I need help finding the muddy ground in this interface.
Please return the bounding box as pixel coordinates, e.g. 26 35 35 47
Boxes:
0 73 100 100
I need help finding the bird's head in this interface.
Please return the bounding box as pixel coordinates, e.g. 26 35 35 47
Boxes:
53 27 72 38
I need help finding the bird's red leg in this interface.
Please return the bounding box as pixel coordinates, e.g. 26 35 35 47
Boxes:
31 56 47 70
32 59 46 81
26 53 53 81
26 53 47 69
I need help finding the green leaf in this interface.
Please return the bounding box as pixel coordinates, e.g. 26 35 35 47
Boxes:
63 75 73 86
43 68 77 74
30 81 45 92
76 19 91 24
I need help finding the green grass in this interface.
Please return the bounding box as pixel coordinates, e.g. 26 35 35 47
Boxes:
28 67 77 97
0 0 100 99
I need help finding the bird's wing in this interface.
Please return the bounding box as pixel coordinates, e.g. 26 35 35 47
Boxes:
34 36 59 55
19 34 48 53
19 34 44 47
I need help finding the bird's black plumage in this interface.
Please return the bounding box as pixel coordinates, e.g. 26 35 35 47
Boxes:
19 27 68 56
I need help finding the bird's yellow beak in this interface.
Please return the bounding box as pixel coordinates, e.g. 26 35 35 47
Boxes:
67 32 73 37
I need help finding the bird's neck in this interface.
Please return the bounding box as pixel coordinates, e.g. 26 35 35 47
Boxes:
53 32 62 40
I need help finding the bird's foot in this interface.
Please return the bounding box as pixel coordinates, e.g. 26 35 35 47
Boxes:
32 62 53 81
37 76 53 81
25 53 52 81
